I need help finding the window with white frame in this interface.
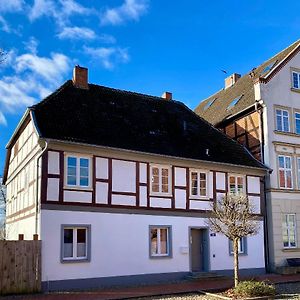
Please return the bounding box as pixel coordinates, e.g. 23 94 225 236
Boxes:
276 109 290 132
295 112 300 134
62 225 90 261
278 155 293 189
150 165 171 195
282 214 297 248
66 155 91 187
229 237 247 255
190 170 208 198
150 226 171 257
292 71 300 90
229 175 244 194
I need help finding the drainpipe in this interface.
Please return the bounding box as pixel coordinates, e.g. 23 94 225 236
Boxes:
35 140 48 235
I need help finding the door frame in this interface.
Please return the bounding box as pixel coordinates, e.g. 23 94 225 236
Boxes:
188 226 210 272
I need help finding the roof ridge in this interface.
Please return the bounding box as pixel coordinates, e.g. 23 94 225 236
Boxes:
88 83 173 103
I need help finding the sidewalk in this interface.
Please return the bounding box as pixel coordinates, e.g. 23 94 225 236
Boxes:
4 273 300 300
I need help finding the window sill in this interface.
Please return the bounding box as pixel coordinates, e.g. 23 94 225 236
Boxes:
64 186 93 192
149 193 173 198
190 196 210 201
150 255 172 259
229 253 248 256
282 248 300 252
291 88 300 94
61 258 90 263
274 130 300 137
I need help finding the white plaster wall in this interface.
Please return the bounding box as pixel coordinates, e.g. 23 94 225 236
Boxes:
139 163 147 183
95 158 108 179
190 200 212 210
175 189 186 209
175 167 186 186
41 210 265 281
247 176 260 194
112 160 136 192
150 198 172 208
111 194 136 206
48 151 60 175
216 172 225 190
96 182 108 204
139 186 147 207
6 215 36 240
64 191 92 203
47 178 59 201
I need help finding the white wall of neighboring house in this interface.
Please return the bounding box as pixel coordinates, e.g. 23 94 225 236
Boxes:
259 52 300 268
41 209 265 282
5 118 42 240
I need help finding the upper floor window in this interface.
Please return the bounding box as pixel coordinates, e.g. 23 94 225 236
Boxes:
282 214 296 248
150 165 171 195
278 155 292 189
292 71 300 89
190 170 208 198
66 155 91 188
276 109 290 132
229 175 244 194
295 112 300 134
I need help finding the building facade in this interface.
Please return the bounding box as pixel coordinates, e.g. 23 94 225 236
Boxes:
195 40 300 271
4 66 266 290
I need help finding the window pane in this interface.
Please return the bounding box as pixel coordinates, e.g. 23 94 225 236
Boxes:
67 176 76 186
80 167 89 177
200 173 206 196
161 169 169 193
279 170 285 188
152 168 159 193
80 158 89 168
64 229 73 258
68 157 76 167
276 110 282 131
278 156 284 168
229 176 235 193
77 229 87 258
293 72 299 88
191 172 198 196
237 177 243 193
285 157 291 169
160 228 168 255
150 229 158 255
286 171 292 188
80 177 89 186
296 113 300 134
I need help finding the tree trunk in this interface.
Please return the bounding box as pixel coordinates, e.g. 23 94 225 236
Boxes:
233 238 239 288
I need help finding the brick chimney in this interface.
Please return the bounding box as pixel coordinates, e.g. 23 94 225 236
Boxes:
72 65 88 89
225 73 241 89
161 92 172 100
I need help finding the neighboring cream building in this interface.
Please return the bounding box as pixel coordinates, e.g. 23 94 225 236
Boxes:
195 40 300 271
3 66 267 291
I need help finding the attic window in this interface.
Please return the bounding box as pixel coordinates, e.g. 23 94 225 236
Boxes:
204 98 216 110
260 60 277 76
226 95 242 110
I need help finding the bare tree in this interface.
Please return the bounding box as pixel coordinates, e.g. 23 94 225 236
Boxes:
0 177 6 240
207 194 259 287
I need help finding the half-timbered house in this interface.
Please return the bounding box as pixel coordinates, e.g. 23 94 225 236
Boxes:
3 66 267 290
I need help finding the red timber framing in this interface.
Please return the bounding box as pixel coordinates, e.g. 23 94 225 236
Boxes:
40 149 263 215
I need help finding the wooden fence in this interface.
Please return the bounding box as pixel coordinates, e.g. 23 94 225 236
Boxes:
0 240 41 295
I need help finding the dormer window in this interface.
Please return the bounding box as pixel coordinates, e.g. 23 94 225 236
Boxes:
226 95 242 111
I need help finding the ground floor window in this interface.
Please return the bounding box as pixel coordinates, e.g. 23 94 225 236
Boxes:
61 225 91 262
149 226 172 258
229 237 247 255
282 214 297 248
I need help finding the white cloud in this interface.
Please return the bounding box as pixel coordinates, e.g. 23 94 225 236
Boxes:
24 36 39 54
0 16 11 32
0 111 7 126
29 0 92 25
57 26 96 40
0 47 71 124
101 0 148 26
84 46 129 70
0 0 24 12
98 34 116 44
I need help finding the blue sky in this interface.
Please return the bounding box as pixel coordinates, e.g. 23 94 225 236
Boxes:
0 0 299 173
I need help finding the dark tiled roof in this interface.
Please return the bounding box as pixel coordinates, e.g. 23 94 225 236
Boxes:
195 40 300 126
30 80 265 169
